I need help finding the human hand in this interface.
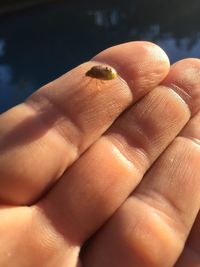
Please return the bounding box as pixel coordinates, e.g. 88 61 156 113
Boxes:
0 42 200 267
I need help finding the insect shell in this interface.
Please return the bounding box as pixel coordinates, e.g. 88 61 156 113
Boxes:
85 65 117 80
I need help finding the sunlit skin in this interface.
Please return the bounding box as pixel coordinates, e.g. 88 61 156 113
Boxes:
0 42 200 267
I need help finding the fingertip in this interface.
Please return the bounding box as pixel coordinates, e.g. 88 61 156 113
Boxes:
92 41 170 98
162 57 200 115
93 41 170 66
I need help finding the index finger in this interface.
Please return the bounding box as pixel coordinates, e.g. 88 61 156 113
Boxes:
0 41 169 205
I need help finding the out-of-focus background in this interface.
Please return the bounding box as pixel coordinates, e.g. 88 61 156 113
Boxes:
0 0 200 113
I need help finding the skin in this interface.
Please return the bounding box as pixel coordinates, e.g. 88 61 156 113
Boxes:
0 41 200 267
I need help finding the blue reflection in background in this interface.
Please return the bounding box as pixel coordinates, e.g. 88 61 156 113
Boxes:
0 0 200 113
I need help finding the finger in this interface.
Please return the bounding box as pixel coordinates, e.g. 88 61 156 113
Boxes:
0 42 170 205
36 58 191 247
81 59 200 267
175 219 200 267
0 206 80 267
175 111 200 267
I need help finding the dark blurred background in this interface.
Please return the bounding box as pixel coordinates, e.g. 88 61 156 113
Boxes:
0 0 200 113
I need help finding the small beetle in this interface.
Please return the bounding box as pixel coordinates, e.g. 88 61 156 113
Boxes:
85 65 117 80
